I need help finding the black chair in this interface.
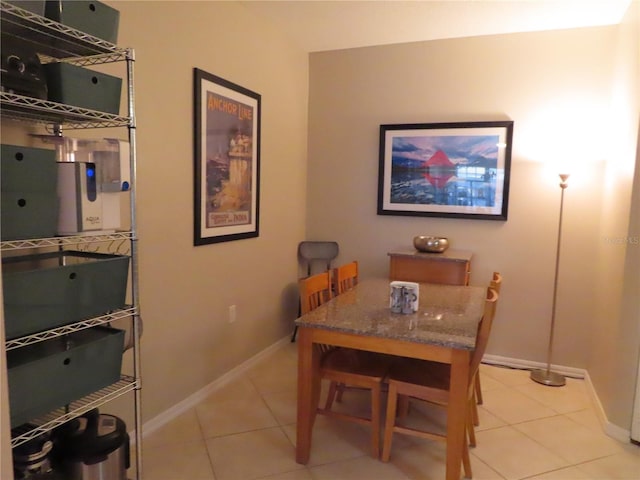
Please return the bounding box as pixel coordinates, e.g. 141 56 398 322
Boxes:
298 241 339 277
291 241 339 342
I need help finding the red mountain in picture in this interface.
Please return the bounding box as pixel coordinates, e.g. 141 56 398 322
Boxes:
424 149 454 168
423 149 455 188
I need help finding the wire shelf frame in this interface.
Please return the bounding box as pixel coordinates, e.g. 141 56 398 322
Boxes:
0 92 131 129
5 306 137 351
10 375 139 448
1 231 135 251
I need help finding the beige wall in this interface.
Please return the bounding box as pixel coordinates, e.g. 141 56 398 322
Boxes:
308 24 639 430
588 1 640 431
110 1 309 421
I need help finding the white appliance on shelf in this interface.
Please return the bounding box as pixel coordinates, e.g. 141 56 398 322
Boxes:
54 138 130 235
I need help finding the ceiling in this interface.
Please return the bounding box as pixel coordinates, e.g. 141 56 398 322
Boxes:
241 0 633 52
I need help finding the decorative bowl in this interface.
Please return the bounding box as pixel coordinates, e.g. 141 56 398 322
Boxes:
413 236 449 253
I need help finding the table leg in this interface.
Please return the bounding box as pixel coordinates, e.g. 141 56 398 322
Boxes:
296 328 319 464
447 349 470 480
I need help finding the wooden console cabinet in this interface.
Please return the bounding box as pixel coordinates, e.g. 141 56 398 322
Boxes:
388 249 473 285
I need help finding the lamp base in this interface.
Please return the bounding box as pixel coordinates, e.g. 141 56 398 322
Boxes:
530 369 566 387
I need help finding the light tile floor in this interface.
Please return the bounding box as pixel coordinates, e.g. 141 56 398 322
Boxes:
139 342 640 479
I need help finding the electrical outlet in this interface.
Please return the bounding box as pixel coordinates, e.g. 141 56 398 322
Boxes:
228 304 237 323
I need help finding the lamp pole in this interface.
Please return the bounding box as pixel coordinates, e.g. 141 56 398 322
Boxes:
531 173 569 387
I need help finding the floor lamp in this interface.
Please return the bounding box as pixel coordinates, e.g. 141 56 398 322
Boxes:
530 173 569 387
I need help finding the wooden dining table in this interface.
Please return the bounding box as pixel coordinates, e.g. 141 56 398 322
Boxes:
295 277 486 480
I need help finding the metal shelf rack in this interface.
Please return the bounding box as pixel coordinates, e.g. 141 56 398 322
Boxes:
1 2 143 478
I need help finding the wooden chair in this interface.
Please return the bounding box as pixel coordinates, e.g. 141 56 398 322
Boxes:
292 241 340 341
334 260 358 295
329 260 360 403
473 272 502 407
299 270 391 458
381 286 499 477
458 272 503 448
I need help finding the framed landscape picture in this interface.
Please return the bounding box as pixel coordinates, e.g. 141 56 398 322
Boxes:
193 68 261 245
378 121 513 221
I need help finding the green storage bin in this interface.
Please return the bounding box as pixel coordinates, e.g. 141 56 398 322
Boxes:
1 192 59 241
44 63 122 114
1 144 57 192
7 326 125 427
45 0 119 43
5 1 46 16
1 144 59 240
2 251 130 340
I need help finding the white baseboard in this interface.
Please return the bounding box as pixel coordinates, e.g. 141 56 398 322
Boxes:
137 344 632 445
482 354 585 379
483 354 632 443
140 335 291 439
582 370 632 443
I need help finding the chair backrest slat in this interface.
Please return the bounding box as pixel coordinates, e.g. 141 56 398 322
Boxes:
299 271 335 354
299 271 333 315
334 261 359 295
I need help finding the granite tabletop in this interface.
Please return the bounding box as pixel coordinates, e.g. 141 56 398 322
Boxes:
295 278 485 350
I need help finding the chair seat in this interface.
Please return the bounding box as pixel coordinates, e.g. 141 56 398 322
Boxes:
388 358 451 388
386 359 453 406
321 348 393 378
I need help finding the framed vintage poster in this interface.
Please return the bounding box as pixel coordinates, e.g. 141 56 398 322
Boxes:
193 68 261 245
377 121 513 221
